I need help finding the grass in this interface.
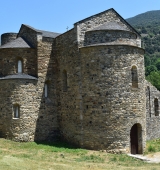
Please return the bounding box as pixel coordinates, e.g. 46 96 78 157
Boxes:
76 154 105 163
0 138 159 170
145 138 160 154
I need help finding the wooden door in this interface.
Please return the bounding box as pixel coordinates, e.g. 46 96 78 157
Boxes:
130 124 138 154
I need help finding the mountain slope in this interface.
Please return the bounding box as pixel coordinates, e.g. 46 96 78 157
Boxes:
126 10 160 26
126 10 160 90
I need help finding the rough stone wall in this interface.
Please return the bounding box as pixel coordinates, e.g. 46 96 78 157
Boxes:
0 79 38 141
0 48 37 77
80 45 146 153
75 9 141 47
84 30 137 46
146 81 160 140
0 33 59 141
1 33 17 45
52 28 84 146
34 36 59 141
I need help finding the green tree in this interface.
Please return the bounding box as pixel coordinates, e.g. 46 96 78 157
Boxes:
145 65 157 76
144 55 151 67
156 60 160 70
146 71 160 90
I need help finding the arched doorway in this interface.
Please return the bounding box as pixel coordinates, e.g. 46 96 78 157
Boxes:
0 131 5 138
130 123 142 154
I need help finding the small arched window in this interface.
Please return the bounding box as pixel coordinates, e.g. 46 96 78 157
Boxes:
63 70 67 92
13 104 20 118
18 60 23 73
131 66 138 88
45 82 48 98
147 86 151 117
154 98 159 116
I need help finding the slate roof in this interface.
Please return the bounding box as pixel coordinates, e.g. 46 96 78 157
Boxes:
0 73 37 80
37 29 61 38
92 22 129 31
74 8 140 36
0 37 32 48
23 24 61 38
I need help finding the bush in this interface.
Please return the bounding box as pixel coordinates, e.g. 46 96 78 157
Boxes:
148 145 156 152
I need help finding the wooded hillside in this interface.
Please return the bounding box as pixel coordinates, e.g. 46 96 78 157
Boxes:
127 10 160 90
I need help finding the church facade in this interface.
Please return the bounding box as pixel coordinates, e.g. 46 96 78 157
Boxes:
0 8 160 154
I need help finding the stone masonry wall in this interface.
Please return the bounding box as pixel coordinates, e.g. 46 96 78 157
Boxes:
52 28 85 146
84 30 137 46
80 45 146 153
0 48 37 77
0 79 38 141
146 81 160 140
1 33 17 45
0 34 59 141
34 35 59 141
0 76 58 142
75 9 141 47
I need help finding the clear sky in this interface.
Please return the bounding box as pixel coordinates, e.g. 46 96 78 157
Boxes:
0 0 160 36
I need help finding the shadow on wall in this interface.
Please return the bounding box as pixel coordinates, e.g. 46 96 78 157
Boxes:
34 40 59 142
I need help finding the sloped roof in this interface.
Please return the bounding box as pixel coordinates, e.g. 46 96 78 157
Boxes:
37 29 61 38
0 37 32 48
92 22 129 31
23 24 61 38
74 8 140 36
0 73 37 80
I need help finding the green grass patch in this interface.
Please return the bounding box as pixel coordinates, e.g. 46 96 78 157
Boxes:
148 145 156 152
109 154 145 167
145 138 160 154
76 154 104 163
3 140 87 154
12 153 32 159
0 138 160 170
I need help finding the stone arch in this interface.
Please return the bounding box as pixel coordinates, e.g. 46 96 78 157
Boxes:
17 58 23 73
147 86 151 117
13 104 20 119
154 98 159 116
131 65 138 88
0 130 5 138
130 123 142 154
62 70 67 92
44 80 50 98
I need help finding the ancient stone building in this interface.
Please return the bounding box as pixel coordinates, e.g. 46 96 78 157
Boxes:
0 8 159 154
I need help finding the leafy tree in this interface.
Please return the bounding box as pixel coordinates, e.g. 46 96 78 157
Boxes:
146 71 160 90
144 55 151 67
141 27 147 33
127 11 160 90
145 65 157 76
156 60 160 70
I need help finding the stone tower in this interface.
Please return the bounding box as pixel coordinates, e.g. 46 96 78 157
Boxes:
54 8 146 154
77 9 146 153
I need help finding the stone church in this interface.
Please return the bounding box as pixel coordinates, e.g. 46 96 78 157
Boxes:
0 8 160 154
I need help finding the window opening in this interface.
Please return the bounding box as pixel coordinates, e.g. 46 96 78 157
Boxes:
154 98 159 116
131 66 138 88
14 105 20 118
63 70 67 92
18 60 22 73
45 83 48 97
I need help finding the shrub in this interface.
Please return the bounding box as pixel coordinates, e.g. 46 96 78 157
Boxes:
148 145 156 152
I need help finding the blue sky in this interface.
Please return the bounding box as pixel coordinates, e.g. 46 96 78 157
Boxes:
0 0 160 36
